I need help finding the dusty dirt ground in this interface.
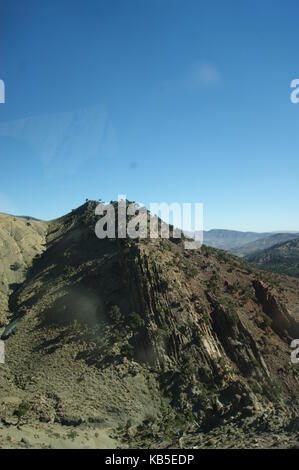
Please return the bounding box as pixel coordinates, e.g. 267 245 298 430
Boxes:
0 422 117 449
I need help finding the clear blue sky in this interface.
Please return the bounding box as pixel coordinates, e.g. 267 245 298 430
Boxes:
0 0 299 231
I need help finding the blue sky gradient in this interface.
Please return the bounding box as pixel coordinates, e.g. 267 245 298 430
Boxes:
0 0 299 230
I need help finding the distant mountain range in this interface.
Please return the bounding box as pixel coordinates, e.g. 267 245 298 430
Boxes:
202 229 273 251
231 233 299 257
201 229 299 254
199 229 299 279
246 237 299 278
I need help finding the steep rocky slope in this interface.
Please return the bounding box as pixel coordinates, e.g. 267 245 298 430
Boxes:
246 237 299 278
0 202 298 448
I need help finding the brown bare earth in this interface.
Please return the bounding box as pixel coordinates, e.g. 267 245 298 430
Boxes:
0 202 298 449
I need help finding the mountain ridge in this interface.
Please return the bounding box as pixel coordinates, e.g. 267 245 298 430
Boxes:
0 201 298 448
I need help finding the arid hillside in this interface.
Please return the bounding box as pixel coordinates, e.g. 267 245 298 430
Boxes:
0 214 48 326
0 202 298 449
